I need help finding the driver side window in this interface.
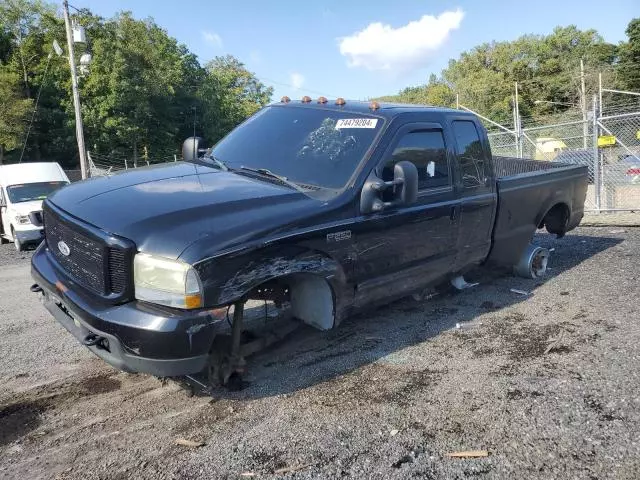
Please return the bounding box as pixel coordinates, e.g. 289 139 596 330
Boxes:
380 129 450 191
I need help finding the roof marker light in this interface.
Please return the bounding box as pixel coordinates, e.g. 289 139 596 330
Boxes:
369 101 380 110
335 97 346 106
280 96 291 103
317 96 328 104
301 96 312 103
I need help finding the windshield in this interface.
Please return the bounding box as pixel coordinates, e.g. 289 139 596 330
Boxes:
210 106 384 189
6 181 68 203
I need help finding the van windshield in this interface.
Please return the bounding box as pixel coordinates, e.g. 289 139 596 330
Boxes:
210 106 384 190
6 182 68 203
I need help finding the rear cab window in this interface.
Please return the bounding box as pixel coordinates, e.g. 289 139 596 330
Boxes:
451 120 487 188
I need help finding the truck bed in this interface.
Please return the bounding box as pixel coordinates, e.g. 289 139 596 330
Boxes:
487 156 589 266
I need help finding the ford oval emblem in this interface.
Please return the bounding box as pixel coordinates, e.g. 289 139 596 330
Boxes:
57 240 71 257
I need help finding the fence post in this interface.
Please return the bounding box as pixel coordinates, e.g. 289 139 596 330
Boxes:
592 94 601 212
514 82 522 158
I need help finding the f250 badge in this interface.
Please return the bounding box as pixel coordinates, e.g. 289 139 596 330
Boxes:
327 230 351 243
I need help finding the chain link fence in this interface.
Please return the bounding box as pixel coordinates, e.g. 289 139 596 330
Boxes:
463 85 640 213
87 151 180 178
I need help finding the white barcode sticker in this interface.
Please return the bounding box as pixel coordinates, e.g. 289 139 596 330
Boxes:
335 118 378 129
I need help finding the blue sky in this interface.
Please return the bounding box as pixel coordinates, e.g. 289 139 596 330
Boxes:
79 0 636 100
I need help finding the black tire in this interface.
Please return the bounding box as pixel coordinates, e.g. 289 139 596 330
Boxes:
12 228 24 252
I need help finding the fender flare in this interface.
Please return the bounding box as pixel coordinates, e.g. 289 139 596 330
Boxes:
209 249 347 307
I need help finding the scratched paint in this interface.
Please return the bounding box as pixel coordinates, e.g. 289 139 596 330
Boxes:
217 255 338 305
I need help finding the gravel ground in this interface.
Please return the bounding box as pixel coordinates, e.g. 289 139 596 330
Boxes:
1 227 639 480
0 240 35 268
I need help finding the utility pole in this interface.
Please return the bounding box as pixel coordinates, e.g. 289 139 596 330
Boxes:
580 58 587 149
63 0 88 179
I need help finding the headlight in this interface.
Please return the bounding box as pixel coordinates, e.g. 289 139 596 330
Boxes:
15 215 31 225
133 253 203 309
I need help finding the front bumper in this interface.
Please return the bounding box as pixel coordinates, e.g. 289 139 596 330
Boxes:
31 243 226 377
15 226 44 244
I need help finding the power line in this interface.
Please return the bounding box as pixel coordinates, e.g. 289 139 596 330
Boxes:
19 52 53 163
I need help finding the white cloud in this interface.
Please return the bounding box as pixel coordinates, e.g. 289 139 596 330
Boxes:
290 72 305 90
338 9 464 72
202 30 223 49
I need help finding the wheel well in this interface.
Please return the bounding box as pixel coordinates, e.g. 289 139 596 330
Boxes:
247 273 336 331
541 203 570 237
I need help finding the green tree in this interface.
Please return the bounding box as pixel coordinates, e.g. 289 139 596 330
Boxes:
0 69 33 163
618 18 640 91
79 12 205 163
378 26 618 124
376 74 455 108
199 55 273 143
0 0 69 163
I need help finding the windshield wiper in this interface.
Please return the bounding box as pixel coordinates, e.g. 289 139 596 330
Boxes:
239 166 305 192
204 154 230 171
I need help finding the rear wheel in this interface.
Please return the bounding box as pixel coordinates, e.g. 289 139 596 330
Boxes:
513 244 550 279
544 204 570 238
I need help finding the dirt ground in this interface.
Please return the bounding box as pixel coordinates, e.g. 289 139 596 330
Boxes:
1 227 639 479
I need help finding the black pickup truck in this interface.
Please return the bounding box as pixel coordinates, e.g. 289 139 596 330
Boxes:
31 98 587 386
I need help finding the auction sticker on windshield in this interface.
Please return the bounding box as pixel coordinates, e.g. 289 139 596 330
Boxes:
335 118 378 129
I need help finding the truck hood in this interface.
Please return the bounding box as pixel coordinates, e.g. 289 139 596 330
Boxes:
10 200 43 217
47 162 323 259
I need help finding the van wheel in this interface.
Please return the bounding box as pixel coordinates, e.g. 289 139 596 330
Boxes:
12 228 24 252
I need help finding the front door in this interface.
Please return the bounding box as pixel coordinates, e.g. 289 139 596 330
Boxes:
353 122 460 306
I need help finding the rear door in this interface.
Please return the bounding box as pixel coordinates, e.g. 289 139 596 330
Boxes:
449 118 497 270
353 122 460 305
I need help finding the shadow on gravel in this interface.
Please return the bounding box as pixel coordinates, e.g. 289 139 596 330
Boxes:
0 373 122 447
195 232 623 400
0 399 47 446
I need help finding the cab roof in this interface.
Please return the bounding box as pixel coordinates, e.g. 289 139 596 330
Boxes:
269 98 466 119
0 162 68 187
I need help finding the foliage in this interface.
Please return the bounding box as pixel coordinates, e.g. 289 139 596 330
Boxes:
377 25 630 124
0 69 33 162
199 55 273 145
618 19 640 91
79 12 205 163
0 1 272 168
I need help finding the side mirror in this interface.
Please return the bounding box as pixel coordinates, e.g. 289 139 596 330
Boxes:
393 161 418 205
360 160 419 214
182 136 208 161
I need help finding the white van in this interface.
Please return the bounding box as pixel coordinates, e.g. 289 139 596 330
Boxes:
0 163 70 251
